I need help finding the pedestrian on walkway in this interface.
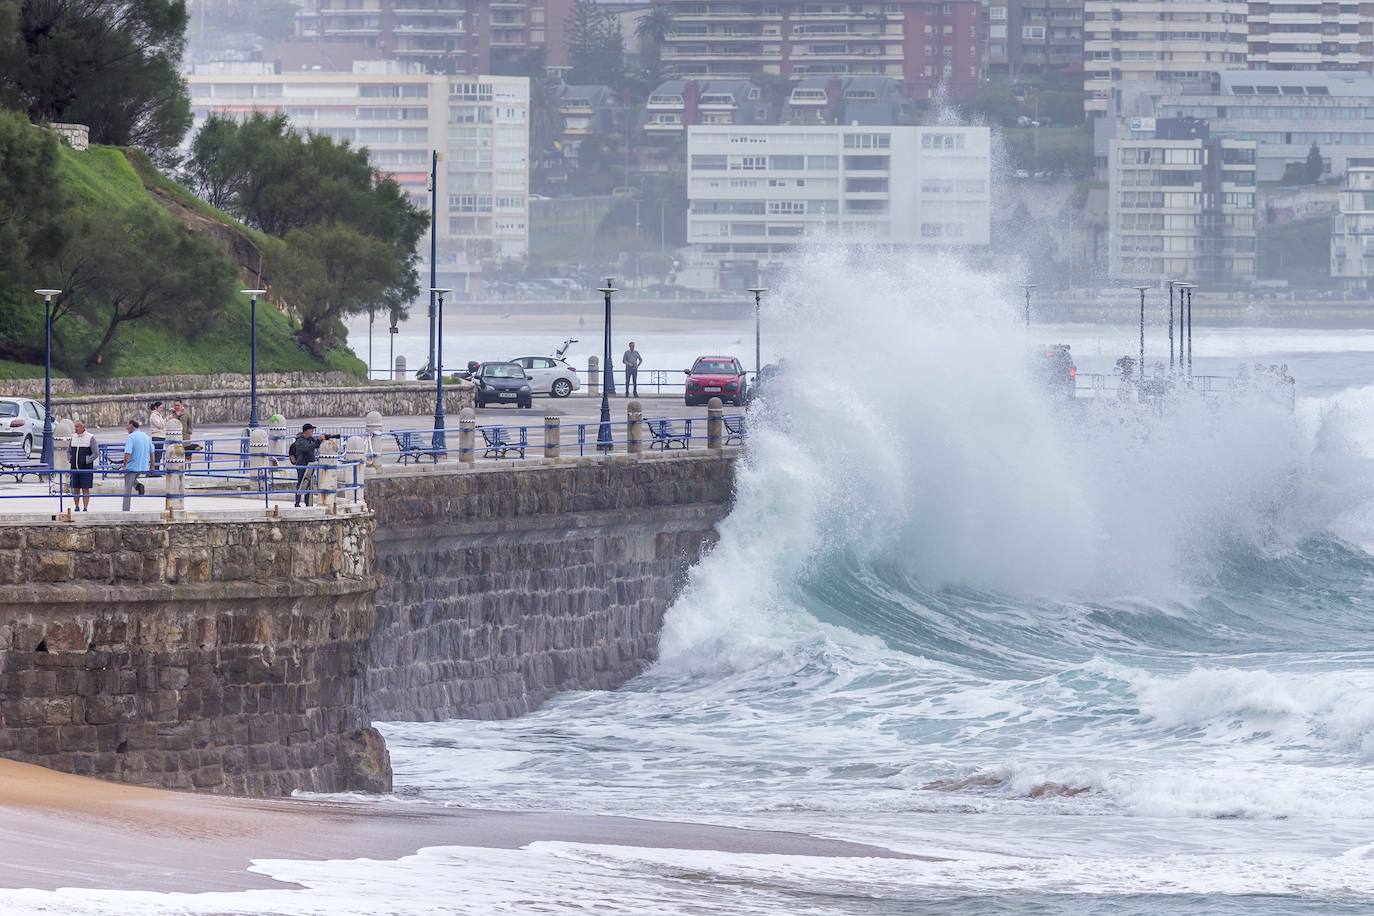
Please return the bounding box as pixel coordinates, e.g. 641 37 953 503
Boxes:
119 419 152 511
171 400 196 454
289 423 323 507
622 341 642 397
148 400 167 469
68 420 97 512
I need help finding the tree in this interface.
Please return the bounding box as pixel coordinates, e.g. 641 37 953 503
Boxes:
0 0 192 154
1307 143 1324 183
529 71 566 162
269 223 418 357
0 110 68 278
634 6 675 78
566 0 625 87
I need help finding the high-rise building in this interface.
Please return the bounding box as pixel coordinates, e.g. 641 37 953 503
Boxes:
659 0 982 100
1084 0 1249 116
186 62 531 295
1332 166 1374 290
1108 119 1258 285
681 124 990 288
294 0 573 74
986 0 1084 77
1247 0 1374 73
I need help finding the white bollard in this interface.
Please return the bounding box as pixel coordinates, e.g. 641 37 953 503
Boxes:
364 410 384 471
163 418 186 517
543 413 560 461
626 401 643 457
345 435 367 504
317 435 339 510
707 397 724 453
458 407 476 466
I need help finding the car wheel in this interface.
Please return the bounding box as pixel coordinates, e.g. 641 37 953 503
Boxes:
23 435 33 458
520 400 532 409
551 378 572 399
684 397 694 407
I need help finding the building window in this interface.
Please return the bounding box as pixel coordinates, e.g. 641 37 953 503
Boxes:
921 133 966 150
843 133 890 149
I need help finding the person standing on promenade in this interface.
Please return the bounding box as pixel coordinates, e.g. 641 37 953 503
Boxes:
171 400 196 454
289 423 323 507
118 419 152 511
622 341 642 398
148 400 167 469
68 420 97 512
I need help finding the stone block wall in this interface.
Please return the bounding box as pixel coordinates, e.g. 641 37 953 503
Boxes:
0 371 358 399
0 515 390 796
366 455 737 721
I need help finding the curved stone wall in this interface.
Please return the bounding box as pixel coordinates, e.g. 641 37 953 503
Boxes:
0 514 388 796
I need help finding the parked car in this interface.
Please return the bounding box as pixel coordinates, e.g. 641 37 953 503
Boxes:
684 356 748 407
748 361 783 402
1036 344 1077 401
473 361 534 409
510 355 581 398
0 398 45 457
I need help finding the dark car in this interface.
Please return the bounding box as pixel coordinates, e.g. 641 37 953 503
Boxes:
747 361 783 403
1036 345 1077 401
473 361 534 409
684 356 748 407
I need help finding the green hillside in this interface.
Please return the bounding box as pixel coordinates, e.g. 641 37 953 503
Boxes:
0 140 364 381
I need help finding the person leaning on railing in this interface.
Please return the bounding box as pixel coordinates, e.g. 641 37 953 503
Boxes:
171 400 196 454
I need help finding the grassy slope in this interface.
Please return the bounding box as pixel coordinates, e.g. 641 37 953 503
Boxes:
0 146 364 380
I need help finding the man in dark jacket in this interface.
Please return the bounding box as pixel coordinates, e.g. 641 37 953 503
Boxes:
288 423 322 507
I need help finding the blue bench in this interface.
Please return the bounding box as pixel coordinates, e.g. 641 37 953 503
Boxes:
646 419 690 450
0 441 39 482
480 425 525 459
724 416 746 446
391 430 437 464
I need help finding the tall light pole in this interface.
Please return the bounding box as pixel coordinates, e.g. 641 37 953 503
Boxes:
431 287 452 454
1178 283 1197 377
242 289 267 428
748 286 767 379
1133 285 1151 387
1018 283 1036 333
33 289 61 466
1166 280 1176 370
426 149 438 378
597 278 617 451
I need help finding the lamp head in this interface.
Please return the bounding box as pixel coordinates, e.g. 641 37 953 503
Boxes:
429 287 453 295
242 288 267 297
34 288 62 298
748 286 768 295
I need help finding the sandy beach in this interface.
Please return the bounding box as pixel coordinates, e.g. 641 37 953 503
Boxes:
0 760 913 894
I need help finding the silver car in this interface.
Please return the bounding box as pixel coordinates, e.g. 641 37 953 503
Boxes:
510 356 581 398
0 398 46 457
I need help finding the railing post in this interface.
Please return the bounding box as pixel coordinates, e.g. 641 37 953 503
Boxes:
268 420 288 466
543 412 560 461
627 400 643 457
164 417 186 518
317 436 339 510
587 355 600 398
345 435 367 505
394 355 407 381
53 418 73 510
364 409 384 471
458 406 476 466
248 427 270 472
707 397 724 453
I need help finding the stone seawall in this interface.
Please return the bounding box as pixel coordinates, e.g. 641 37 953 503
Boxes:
366 455 736 721
0 371 357 399
46 383 475 429
0 514 390 796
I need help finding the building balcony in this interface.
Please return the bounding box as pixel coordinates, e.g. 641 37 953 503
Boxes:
395 25 464 34
316 7 380 14
317 25 381 34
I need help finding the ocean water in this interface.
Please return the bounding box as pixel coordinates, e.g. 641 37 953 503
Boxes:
11 252 1374 913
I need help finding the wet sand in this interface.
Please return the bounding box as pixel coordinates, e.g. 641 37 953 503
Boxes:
0 760 915 893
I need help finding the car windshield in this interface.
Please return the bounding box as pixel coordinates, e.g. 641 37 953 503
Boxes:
693 360 736 374
484 364 524 379
0 402 17 417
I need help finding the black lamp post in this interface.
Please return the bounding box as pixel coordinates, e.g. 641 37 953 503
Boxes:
1133 285 1151 387
1019 283 1036 332
597 279 617 450
1178 283 1197 377
748 286 766 380
425 149 438 379
242 289 267 428
1167 280 1176 370
33 288 61 466
431 287 451 454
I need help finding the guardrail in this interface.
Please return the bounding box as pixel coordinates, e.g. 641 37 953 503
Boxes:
366 364 760 398
1074 371 1295 410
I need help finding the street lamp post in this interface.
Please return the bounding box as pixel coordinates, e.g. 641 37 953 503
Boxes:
242 289 267 428
1019 283 1036 332
597 279 617 451
431 287 452 454
33 289 61 466
1166 280 1176 370
748 286 767 380
425 149 439 378
1133 286 1151 387
1178 283 1197 377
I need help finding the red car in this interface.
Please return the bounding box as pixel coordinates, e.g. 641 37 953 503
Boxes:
684 356 748 407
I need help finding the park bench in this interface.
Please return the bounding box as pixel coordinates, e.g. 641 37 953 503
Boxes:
0 441 39 483
646 419 690 450
723 416 746 446
390 430 437 465
480 425 526 459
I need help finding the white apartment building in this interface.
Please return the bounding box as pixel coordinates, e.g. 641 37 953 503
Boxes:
1108 125 1259 285
1084 0 1249 117
1332 166 1374 290
1248 0 1374 73
682 125 991 288
185 62 530 296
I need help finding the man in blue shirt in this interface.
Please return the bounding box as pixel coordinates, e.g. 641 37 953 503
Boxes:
120 419 153 511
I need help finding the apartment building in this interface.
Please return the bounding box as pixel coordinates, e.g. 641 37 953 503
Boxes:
1248 0 1374 72
1332 166 1374 290
294 0 572 74
1108 119 1258 285
186 63 530 295
658 0 982 100
681 124 991 287
782 75 918 124
986 0 1085 77
643 79 775 138
1084 0 1249 116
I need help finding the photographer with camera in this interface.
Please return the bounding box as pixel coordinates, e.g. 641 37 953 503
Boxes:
288 423 338 507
